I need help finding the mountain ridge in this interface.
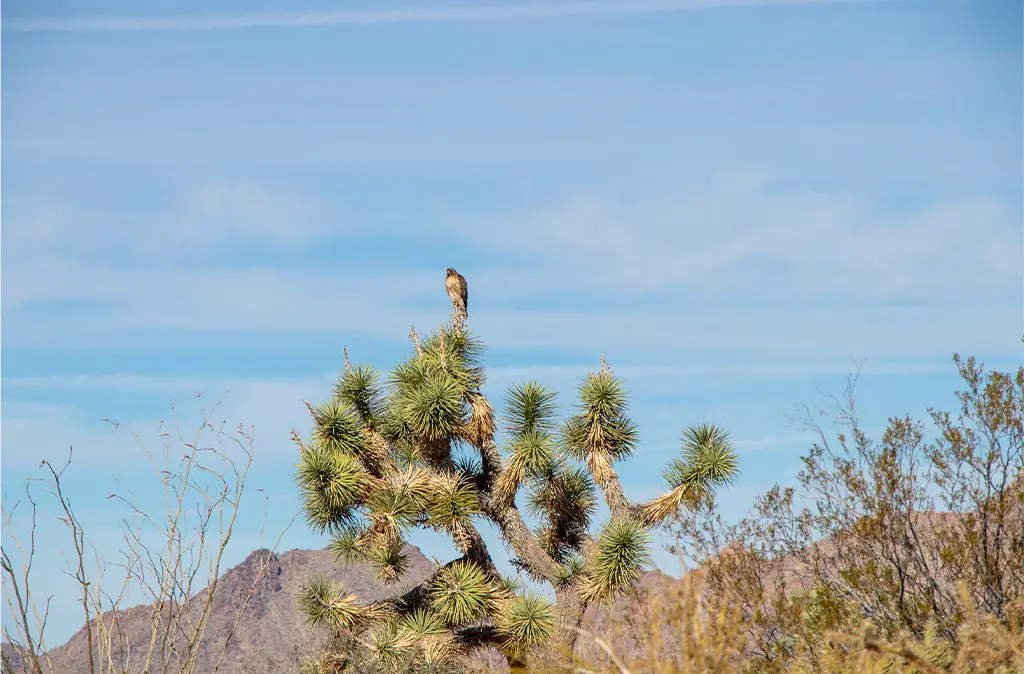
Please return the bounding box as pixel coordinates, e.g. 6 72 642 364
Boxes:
2 544 437 674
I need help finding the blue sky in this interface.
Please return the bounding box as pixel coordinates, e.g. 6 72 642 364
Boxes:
2 0 1022 648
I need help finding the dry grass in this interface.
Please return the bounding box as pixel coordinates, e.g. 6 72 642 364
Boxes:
511 576 1023 674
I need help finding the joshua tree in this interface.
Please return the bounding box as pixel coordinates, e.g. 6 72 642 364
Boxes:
295 276 740 672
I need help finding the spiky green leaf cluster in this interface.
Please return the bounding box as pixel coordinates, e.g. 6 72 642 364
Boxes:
299 576 368 631
580 517 652 604
311 399 367 457
401 608 449 639
363 618 404 670
554 554 586 586
504 382 560 438
328 522 371 563
365 537 409 585
400 371 466 442
663 424 739 502
381 326 487 455
395 609 461 668
328 521 411 585
424 472 481 546
422 327 486 385
497 574 523 596
528 467 597 561
494 382 568 508
429 560 502 626
373 400 421 467
497 593 557 655
334 364 383 426
510 430 560 479
367 480 424 536
563 372 639 463
296 443 372 533
394 326 485 398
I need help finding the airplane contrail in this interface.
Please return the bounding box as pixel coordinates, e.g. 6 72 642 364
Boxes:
3 0 880 33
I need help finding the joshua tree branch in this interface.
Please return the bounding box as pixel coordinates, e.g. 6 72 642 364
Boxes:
587 454 639 521
462 397 561 582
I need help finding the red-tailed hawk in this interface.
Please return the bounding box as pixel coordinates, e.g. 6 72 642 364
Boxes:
445 267 468 319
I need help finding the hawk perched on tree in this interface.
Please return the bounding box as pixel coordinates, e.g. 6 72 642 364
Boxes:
445 267 468 319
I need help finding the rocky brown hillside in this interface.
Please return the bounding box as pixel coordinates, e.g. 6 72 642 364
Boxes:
4 544 435 674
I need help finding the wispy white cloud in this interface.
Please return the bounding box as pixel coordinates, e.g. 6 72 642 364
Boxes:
169 183 338 248
4 173 1019 360
6 170 1018 309
4 0 876 33
459 171 1021 304
2 182 336 265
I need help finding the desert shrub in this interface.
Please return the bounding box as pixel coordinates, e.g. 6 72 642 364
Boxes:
559 579 1022 674
661 355 1022 673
